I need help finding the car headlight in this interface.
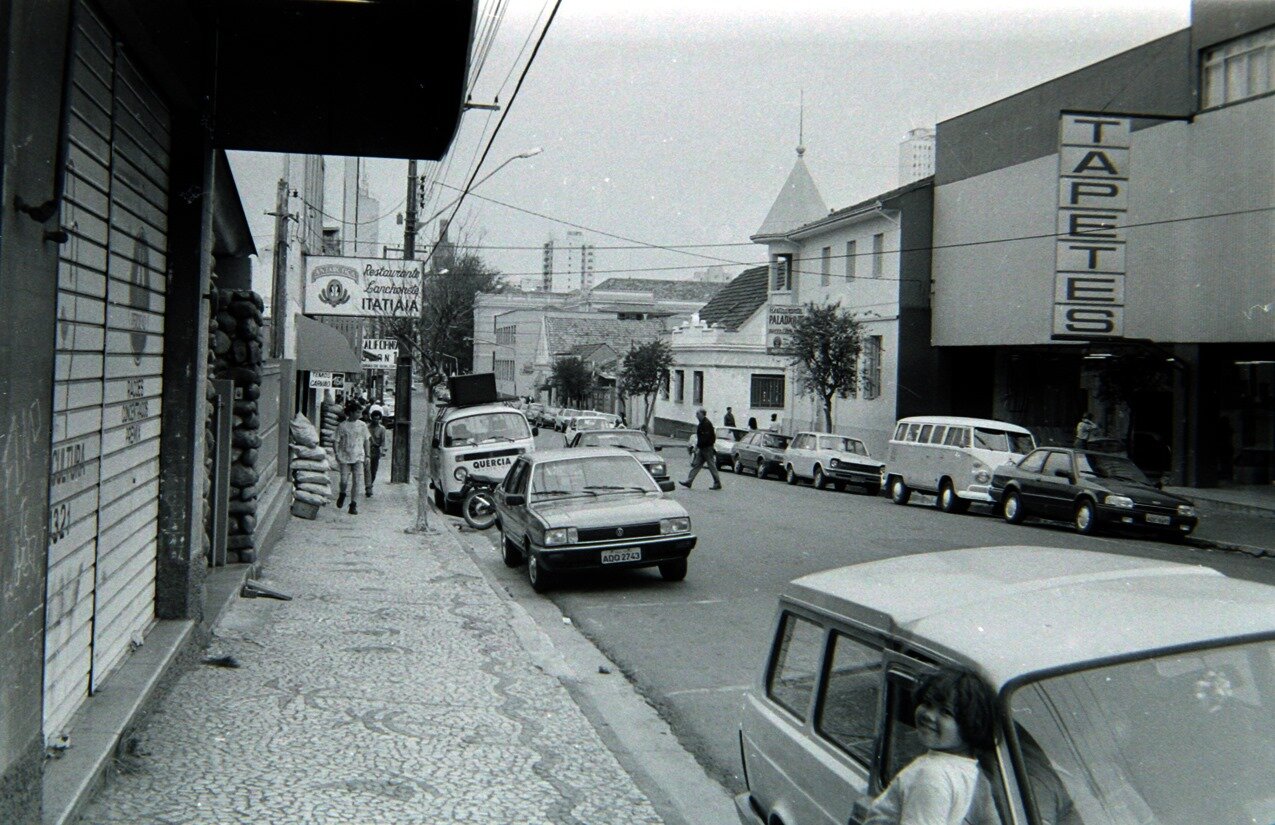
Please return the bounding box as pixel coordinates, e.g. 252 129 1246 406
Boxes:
660 517 691 534
829 458 841 468
1177 505 1197 517
453 466 469 482
649 462 667 477
543 527 578 546
1105 494 1135 508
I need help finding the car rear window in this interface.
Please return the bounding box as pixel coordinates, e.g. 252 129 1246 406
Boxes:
767 612 824 721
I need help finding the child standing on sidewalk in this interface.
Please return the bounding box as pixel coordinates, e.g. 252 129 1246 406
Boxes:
364 410 387 497
334 401 371 515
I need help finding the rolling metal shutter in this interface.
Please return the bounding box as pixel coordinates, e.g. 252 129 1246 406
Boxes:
44 1 170 741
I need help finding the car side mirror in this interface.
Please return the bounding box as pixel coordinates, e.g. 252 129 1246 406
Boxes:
431 437 440 449
658 479 675 493
531 426 539 436
505 494 525 506
654 445 663 451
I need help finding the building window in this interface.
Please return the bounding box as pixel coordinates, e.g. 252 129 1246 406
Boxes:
674 369 685 403
863 336 882 400
872 233 884 278
497 325 517 346
845 240 856 280
820 246 831 286
692 370 704 404
1202 27 1275 108
751 374 785 408
772 253 793 291
495 358 515 383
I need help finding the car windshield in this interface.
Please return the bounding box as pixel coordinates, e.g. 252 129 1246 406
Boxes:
819 436 867 455
443 412 531 447
572 418 609 430
530 455 659 500
762 434 791 449
1008 639 1275 825
576 432 654 452
1077 452 1150 484
716 428 745 441
972 427 1034 454
563 409 580 417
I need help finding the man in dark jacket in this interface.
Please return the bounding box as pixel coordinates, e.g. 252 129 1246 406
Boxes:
680 407 722 490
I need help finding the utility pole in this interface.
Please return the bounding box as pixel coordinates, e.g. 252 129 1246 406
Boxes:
268 178 289 358
391 160 417 484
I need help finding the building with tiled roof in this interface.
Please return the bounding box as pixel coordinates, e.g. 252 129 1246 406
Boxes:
591 277 725 304
697 265 769 331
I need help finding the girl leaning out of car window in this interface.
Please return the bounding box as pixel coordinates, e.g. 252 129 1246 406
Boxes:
863 668 1000 825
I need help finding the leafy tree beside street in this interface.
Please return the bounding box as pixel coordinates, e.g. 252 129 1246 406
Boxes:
618 339 673 432
550 356 598 408
789 301 865 431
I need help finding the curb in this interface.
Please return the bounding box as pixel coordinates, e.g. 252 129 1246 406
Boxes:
1190 536 1275 559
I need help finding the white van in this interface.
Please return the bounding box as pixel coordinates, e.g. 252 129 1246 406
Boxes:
882 415 1034 513
429 403 536 513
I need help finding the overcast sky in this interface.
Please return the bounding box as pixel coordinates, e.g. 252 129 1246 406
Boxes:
228 0 1191 291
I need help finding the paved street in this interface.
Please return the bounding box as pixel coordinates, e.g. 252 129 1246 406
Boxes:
467 427 1275 793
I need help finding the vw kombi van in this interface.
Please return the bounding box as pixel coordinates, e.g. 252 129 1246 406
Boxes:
882 416 1034 513
429 402 536 513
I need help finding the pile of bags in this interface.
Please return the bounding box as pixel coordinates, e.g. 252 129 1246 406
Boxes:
289 413 335 518
318 401 341 469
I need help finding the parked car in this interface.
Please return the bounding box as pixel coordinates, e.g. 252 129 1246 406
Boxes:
731 431 792 479
494 448 694 592
554 407 582 432
783 431 884 493
566 428 668 483
563 415 613 443
526 402 545 425
686 426 750 467
883 416 1035 513
736 546 1275 825
990 447 1199 537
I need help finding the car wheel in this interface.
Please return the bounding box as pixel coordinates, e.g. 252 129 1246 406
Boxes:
500 525 523 567
938 480 970 514
658 558 688 582
1074 499 1098 535
1002 490 1025 524
527 548 555 592
813 466 827 490
786 465 798 485
733 457 744 475
889 477 911 505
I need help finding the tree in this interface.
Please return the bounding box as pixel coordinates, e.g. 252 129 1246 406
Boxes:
789 301 865 431
550 356 597 407
618 339 673 432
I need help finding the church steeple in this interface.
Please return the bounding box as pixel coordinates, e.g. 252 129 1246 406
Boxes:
752 92 828 240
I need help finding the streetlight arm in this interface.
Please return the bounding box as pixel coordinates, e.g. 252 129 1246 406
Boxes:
419 148 542 229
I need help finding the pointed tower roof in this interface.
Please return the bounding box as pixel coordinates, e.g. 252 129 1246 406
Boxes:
753 98 828 240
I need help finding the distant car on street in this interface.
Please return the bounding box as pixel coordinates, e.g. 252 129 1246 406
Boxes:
566 428 669 484
494 448 695 592
990 447 1199 537
554 407 582 432
686 426 749 468
563 415 614 443
783 431 884 493
735 546 1275 825
730 431 792 479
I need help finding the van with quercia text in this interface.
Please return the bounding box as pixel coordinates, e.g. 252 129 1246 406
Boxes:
882 416 1034 514
429 374 537 514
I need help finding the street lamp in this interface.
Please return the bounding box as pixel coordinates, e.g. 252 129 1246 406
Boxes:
418 147 543 243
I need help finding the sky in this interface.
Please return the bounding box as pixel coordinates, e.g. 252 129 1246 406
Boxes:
228 0 1192 293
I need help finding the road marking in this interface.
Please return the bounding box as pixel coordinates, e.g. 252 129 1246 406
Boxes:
666 684 752 698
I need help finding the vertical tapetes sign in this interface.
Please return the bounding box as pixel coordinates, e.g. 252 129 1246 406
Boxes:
304 256 424 318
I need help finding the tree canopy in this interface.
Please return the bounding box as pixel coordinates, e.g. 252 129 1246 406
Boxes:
789 301 865 431
550 356 597 407
618 339 673 431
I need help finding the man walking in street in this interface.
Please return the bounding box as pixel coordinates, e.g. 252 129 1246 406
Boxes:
723 406 736 427
680 407 723 490
334 400 370 515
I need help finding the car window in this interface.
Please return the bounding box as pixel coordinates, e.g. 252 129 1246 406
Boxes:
444 412 531 447
816 633 884 766
906 424 921 442
882 671 927 785
765 434 790 449
894 422 908 441
767 612 825 721
1076 452 1150 484
919 425 933 443
530 455 658 500
1018 450 1048 474
931 425 947 444
503 460 528 493
577 431 654 452
1042 452 1072 478
947 427 970 448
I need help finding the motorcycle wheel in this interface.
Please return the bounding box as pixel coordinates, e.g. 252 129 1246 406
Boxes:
462 489 497 530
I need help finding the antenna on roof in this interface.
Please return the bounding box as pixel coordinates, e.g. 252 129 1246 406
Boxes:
797 90 805 158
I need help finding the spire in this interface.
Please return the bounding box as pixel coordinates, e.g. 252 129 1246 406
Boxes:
797 90 805 157
752 93 828 239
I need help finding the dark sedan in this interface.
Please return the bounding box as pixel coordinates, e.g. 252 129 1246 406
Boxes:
990 447 1198 537
730 431 791 479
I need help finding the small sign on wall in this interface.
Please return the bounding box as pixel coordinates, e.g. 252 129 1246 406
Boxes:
362 338 399 370
766 305 805 354
309 371 346 390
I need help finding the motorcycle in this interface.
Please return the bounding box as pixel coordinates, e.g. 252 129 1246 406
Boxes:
460 472 500 530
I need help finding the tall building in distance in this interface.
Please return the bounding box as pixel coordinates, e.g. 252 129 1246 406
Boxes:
898 127 936 186
540 230 596 292
341 157 381 257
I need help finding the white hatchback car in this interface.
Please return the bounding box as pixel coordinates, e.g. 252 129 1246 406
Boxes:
736 547 1275 825
783 431 885 493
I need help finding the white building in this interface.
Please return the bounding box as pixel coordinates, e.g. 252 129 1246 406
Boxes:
540 229 596 292
899 127 936 187
342 157 381 257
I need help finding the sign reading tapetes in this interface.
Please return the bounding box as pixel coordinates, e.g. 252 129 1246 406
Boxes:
304 256 424 318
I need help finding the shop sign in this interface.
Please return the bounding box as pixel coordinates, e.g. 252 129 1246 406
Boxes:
309 371 346 390
304 256 423 318
766 305 805 354
1053 113 1130 339
362 338 398 370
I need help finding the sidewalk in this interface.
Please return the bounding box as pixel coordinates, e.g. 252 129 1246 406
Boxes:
75 482 679 824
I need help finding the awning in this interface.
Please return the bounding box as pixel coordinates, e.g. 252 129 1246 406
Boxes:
294 315 362 374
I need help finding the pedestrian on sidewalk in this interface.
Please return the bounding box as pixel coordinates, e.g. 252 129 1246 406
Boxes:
768 412 782 433
364 409 387 497
334 400 370 514
723 406 736 427
680 407 722 490
1074 412 1099 449
748 416 758 430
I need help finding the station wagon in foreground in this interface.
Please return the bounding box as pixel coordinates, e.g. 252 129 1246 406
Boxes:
736 546 1275 825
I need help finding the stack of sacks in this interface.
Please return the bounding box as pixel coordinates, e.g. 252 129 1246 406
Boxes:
288 413 334 518
318 401 341 470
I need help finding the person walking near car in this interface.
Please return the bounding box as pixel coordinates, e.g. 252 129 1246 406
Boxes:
680 407 722 490
768 412 782 433
1074 412 1099 449
723 406 736 427
334 400 370 515
364 409 387 498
